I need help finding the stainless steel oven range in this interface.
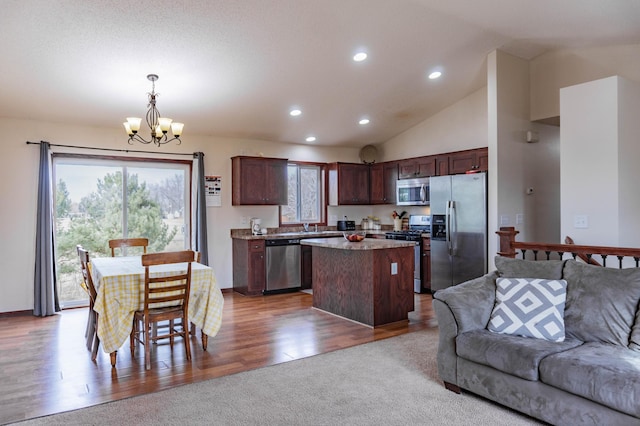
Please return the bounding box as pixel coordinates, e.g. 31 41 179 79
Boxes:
385 214 431 293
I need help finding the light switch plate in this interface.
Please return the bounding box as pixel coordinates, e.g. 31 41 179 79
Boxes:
391 263 398 275
574 215 588 229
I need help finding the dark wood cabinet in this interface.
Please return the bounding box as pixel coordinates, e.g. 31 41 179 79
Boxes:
231 156 288 205
369 161 398 204
398 156 436 179
446 148 488 175
328 162 370 205
301 244 312 289
421 237 431 292
435 155 449 176
233 239 265 296
477 149 488 171
311 245 414 326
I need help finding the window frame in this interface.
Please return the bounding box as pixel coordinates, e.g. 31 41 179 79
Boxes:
52 153 193 308
279 161 327 227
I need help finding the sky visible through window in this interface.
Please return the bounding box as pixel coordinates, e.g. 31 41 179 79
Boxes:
55 164 178 203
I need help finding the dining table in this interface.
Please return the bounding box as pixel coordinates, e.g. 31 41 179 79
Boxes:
90 255 224 367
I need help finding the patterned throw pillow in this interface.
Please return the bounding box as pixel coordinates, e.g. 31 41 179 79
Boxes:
488 278 568 342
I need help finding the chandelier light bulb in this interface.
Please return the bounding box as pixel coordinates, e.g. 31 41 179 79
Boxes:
126 117 142 132
171 122 184 137
158 117 173 132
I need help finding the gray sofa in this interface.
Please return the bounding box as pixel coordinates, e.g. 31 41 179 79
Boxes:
433 256 640 426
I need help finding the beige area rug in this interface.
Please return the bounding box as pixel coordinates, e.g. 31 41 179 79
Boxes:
12 329 543 425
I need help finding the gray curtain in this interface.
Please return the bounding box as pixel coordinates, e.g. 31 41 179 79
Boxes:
34 141 60 316
194 152 209 265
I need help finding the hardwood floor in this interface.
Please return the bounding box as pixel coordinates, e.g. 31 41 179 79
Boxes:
0 290 436 424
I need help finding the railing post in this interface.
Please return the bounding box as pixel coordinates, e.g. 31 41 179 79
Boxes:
496 227 519 258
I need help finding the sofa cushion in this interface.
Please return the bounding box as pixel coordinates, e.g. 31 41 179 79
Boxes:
539 342 640 418
488 277 567 342
563 260 640 346
456 329 582 381
631 310 640 352
494 256 564 280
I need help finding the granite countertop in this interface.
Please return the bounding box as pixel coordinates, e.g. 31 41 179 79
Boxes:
300 237 416 250
230 230 389 240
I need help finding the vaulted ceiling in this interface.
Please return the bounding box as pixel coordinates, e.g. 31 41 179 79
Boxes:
2 0 639 147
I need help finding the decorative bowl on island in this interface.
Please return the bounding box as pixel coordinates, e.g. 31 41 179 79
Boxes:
343 231 366 242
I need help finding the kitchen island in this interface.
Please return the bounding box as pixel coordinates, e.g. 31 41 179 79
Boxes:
301 237 416 327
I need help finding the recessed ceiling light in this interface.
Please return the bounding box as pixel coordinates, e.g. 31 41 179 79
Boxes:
359 118 370 125
428 71 442 80
305 136 316 143
353 52 367 62
289 108 302 117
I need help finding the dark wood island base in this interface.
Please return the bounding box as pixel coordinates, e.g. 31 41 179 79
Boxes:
302 238 415 327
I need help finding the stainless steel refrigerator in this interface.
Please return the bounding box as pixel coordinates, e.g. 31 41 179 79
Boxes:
430 172 487 292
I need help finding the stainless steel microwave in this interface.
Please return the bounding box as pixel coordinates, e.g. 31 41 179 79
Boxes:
396 177 430 206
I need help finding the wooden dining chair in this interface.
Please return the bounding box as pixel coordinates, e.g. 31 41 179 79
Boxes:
130 250 195 370
151 250 202 344
76 245 100 361
109 238 149 257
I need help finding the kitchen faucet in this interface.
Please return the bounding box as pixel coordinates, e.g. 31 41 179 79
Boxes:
303 223 309 232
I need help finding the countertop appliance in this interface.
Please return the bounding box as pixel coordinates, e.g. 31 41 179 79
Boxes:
337 220 356 231
385 214 431 293
396 177 430 206
265 238 301 293
430 172 487 292
250 217 262 235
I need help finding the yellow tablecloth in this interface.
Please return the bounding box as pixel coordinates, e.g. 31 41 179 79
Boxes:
91 256 224 354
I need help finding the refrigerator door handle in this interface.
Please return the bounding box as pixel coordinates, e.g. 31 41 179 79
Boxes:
449 200 456 255
446 200 452 255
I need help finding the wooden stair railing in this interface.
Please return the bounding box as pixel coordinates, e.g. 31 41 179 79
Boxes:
564 236 602 266
497 227 640 269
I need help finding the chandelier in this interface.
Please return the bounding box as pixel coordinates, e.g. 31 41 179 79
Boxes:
123 74 184 146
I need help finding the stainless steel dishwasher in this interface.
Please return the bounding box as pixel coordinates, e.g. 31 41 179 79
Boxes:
265 238 301 293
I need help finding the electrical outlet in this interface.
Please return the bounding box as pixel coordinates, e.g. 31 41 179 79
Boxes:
241 216 248 225
574 215 589 229
391 263 398 275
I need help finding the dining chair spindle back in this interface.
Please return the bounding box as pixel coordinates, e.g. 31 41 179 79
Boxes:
76 245 100 361
130 250 195 370
108 238 149 257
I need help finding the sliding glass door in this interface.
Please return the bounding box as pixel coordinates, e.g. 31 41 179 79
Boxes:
53 156 191 308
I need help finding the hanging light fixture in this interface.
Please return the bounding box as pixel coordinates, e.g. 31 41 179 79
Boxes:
123 74 184 146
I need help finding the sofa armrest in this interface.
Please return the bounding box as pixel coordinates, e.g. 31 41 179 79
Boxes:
433 298 459 385
432 272 497 387
433 271 498 333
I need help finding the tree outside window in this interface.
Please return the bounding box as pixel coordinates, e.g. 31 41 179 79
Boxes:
281 163 324 225
53 158 190 307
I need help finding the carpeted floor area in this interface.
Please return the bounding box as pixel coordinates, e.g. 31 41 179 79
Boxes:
12 329 543 425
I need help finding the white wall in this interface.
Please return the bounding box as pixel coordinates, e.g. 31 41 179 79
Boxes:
528 122 561 243
377 87 488 161
560 76 640 246
531 44 640 121
488 50 535 265
0 117 361 312
618 77 640 247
